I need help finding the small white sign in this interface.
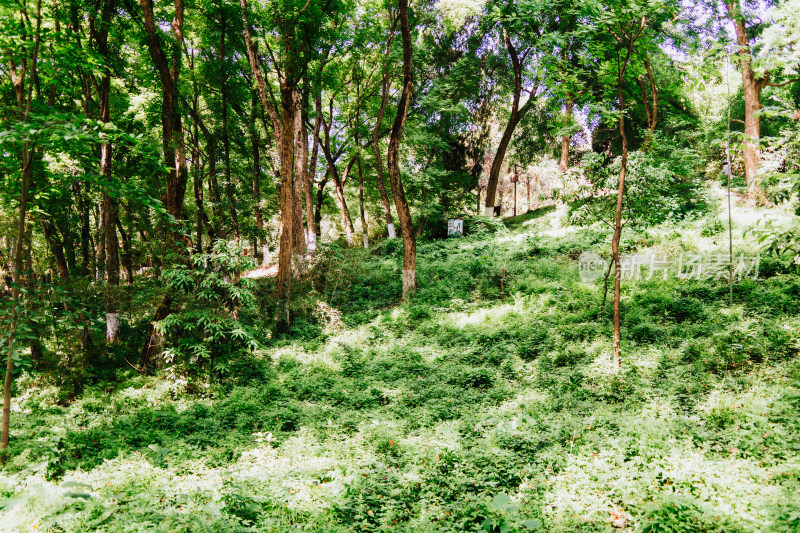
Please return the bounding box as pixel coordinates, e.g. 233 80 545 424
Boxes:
448 218 464 237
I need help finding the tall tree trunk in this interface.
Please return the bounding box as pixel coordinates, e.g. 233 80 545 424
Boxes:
559 97 573 173
220 13 240 243
725 0 766 202
373 71 396 238
610 18 644 372
97 0 119 342
40 217 70 280
3 0 41 453
292 88 307 253
276 84 296 310
138 0 189 369
96 200 106 282
305 95 321 251
250 90 264 262
387 0 416 297
484 28 536 215
116 216 134 285
240 0 294 311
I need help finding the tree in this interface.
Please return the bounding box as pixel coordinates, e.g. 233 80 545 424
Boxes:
723 0 800 202
386 0 417 297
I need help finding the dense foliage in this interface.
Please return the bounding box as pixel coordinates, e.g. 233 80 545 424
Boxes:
1 0 800 530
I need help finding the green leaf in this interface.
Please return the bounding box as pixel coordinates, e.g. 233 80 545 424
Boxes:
522 519 543 530
490 493 512 509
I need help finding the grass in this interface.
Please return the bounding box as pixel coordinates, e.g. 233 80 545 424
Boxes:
1 192 799 532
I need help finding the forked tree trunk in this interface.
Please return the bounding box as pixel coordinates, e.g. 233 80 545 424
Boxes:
484 28 536 215
610 18 645 372
240 0 294 309
320 112 355 244
387 0 416 297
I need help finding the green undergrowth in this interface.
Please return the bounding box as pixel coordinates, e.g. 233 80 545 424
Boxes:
2 203 800 532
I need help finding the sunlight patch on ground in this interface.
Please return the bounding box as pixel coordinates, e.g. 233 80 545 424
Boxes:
272 344 340 370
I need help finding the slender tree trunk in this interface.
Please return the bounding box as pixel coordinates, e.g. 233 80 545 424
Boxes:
305 95 321 251
250 90 264 262
96 200 107 282
484 28 535 215
74 182 92 277
292 88 307 254
220 13 240 243
373 74 396 238
40 217 70 280
3 0 41 452
116 216 134 285
638 53 658 150
387 0 416 297
559 97 573 173
358 157 368 247
610 19 644 372
315 170 329 238
320 115 355 244
97 0 119 342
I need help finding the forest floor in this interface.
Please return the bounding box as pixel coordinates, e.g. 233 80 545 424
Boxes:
1 184 800 532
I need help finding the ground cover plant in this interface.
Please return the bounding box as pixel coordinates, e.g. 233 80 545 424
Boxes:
3 0 800 530
2 198 799 532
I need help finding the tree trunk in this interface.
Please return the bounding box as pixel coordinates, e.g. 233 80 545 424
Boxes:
40 217 70 280
726 0 766 202
320 114 355 244
610 20 644 372
3 0 41 451
305 95 321 252
484 27 535 215
96 200 106 282
373 74 396 238
138 0 188 368
116 216 134 285
74 182 92 277
559 97 573 173
97 0 119 342
276 84 296 307
638 53 658 150
358 157 368 247
250 90 264 261
387 0 416 298
220 13 240 243
315 170 329 238
292 88 307 254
